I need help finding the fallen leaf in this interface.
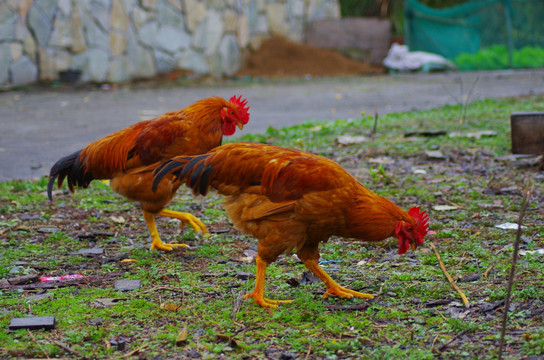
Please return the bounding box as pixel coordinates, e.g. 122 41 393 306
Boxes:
160 302 181 312
176 325 189 345
110 216 125 224
120 259 137 263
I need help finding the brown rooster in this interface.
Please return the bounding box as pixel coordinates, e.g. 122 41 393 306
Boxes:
152 142 429 307
47 96 250 251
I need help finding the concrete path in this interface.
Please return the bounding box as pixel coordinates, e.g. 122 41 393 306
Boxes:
1 69 544 181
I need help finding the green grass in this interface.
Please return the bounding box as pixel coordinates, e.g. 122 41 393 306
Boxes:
1 94 543 359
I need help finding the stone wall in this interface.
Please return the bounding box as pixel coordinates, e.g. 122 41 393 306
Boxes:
0 0 340 87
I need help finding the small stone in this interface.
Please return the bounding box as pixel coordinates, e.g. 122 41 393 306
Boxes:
425 150 445 159
9 316 56 330
77 248 104 256
235 272 253 280
37 227 60 234
27 292 54 302
114 279 142 291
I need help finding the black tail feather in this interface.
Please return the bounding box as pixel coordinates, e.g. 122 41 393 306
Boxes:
152 158 187 192
197 165 213 195
152 154 212 195
179 154 209 180
47 149 92 201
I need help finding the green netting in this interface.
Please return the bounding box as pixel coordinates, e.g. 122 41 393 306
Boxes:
404 0 544 68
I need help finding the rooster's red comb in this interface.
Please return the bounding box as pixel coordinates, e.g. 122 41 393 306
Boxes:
229 95 250 124
408 206 429 245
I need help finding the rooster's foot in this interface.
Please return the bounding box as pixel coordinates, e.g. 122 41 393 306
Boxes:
323 286 374 300
150 239 189 251
243 292 293 309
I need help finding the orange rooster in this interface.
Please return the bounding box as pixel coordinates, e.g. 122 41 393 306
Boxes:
152 142 429 307
47 96 250 251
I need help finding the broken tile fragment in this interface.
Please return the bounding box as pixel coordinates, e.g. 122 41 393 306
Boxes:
114 279 141 291
9 316 56 330
77 248 104 256
37 227 61 234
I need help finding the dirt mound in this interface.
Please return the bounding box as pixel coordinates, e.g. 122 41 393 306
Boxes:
237 36 383 78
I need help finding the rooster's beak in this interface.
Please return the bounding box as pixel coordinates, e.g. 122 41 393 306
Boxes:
411 242 417 251
236 122 244 130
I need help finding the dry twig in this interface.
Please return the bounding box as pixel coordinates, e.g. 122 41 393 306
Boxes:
121 343 149 358
498 185 533 360
52 341 84 359
430 242 470 307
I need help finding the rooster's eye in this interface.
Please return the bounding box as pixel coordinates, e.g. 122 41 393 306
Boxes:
406 226 413 232
230 110 235 115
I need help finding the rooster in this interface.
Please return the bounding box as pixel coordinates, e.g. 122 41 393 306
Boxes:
47 96 250 251
152 142 429 307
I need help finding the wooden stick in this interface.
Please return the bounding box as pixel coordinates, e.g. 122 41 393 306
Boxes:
430 242 470 308
52 341 83 358
498 185 532 360
484 264 495 278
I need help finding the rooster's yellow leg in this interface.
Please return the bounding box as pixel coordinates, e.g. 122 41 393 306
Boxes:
302 259 374 300
157 209 209 234
243 255 293 308
143 211 189 251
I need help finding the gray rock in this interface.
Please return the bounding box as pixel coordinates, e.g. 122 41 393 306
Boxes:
57 0 72 16
114 279 141 291
71 52 90 82
129 45 155 78
27 1 56 47
153 49 176 73
138 21 158 47
9 316 56 330
111 0 130 32
83 15 109 50
207 52 222 78
192 9 223 55
49 14 73 47
0 43 9 84
178 48 208 74
90 0 112 31
247 0 259 33
35 0 58 20
0 2 16 42
87 48 109 82
307 0 340 22
218 34 240 76
157 1 184 28
108 56 130 82
254 15 269 34
10 56 38 86
154 25 190 54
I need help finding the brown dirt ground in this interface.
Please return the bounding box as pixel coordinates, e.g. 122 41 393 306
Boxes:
237 36 384 78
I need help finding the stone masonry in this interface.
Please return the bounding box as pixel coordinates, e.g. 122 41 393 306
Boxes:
0 0 340 87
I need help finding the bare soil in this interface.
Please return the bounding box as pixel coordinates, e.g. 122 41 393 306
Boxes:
237 36 384 78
